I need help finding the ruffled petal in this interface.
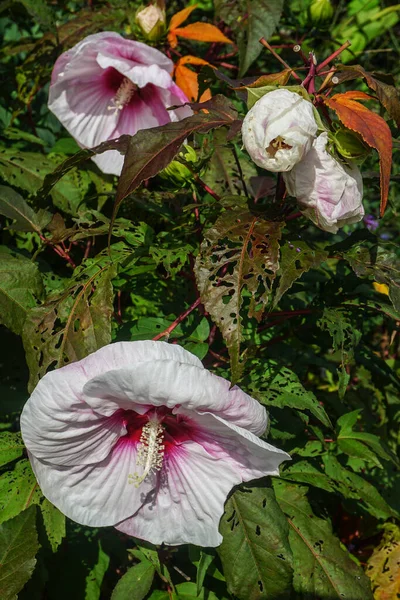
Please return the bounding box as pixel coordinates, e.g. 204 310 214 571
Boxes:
83 359 267 435
116 441 240 546
28 437 154 527
97 52 172 89
21 342 202 465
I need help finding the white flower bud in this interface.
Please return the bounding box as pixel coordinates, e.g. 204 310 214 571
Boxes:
241 89 318 172
283 132 364 233
136 5 166 41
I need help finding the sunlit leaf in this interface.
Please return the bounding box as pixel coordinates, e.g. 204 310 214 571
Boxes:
366 523 400 600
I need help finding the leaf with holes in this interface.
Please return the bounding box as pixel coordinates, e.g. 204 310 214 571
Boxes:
0 506 39 600
245 363 332 428
323 91 392 216
273 240 328 307
22 262 115 392
322 455 397 519
317 308 361 399
195 201 283 380
218 485 293 600
0 460 42 525
274 480 374 600
366 523 400 600
0 247 44 336
0 433 24 468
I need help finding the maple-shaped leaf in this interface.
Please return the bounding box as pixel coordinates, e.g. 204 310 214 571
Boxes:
175 55 212 102
168 4 232 48
324 91 392 216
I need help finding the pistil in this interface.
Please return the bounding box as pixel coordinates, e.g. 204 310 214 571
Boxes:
130 419 164 487
108 77 138 114
266 135 292 157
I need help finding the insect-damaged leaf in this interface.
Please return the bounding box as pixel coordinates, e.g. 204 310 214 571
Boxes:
218 485 293 600
366 523 400 600
195 201 283 381
273 480 374 600
22 262 115 392
115 95 238 211
323 91 392 216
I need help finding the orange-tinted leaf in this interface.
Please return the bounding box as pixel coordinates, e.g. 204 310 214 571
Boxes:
175 55 212 102
235 69 292 90
169 4 198 31
174 23 232 45
324 91 392 216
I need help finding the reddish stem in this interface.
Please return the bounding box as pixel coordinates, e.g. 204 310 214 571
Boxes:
316 41 351 73
286 211 302 221
153 298 202 341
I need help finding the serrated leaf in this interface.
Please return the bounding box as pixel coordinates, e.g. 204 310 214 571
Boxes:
40 498 65 553
196 551 214 596
0 185 51 233
0 460 41 525
322 455 397 519
85 541 110 600
195 202 283 380
215 0 284 76
22 262 115 392
0 248 43 335
323 91 392 216
111 560 155 600
0 433 24 468
274 480 374 600
0 506 39 600
318 308 361 399
218 485 293 600
366 523 400 600
246 364 332 428
281 461 335 492
274 241 328 307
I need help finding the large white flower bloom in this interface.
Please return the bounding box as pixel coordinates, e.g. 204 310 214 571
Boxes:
48 32 191 176
283 132 364 233
241 88 318 172
20 341 289 547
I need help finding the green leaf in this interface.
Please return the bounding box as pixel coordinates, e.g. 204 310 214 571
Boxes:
322 455 397 519
246 364 332 428
215 0 284 76
195 202 283 381
366 523 400 599
202 129 257 196
18 0 55 29
274 480 374 600
115 96 238 210
218 485 293 600
0 148 84 214
0 460 41 525
317 308 362 399
196 551 214 596
22 262 115 392
0 432 24 467
174 582 219 599
281 461 335 492
85 541 110 600
0 248 44 335
0 506 39 600
0 185 51 233
274 240 328 307
110 560 155 600
40 498 66 553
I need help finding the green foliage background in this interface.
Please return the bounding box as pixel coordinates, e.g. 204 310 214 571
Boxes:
0 0 399 599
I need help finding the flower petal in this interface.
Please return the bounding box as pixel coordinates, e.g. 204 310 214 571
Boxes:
116 441 239 546
83 359 267 434
21 342 202 466
28 437 153 527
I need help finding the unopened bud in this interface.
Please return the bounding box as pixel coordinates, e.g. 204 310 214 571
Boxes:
309 0 334 25
136 4 166 41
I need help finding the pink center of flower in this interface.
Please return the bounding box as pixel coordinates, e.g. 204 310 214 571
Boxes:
119 408 197 487
108 77 138 114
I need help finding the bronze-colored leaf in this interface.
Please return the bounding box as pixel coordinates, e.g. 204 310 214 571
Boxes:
366 523 400 600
